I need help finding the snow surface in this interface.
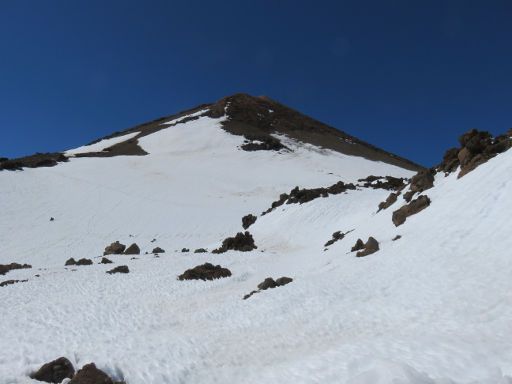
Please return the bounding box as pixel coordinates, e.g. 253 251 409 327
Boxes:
160 109 209 125
1 114 511 384
65 132 140 155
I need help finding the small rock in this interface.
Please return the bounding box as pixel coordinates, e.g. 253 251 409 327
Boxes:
100 257 113 264
152 247 165 254
194 248 207 253
124 243 140 255
392 195 431 226
107 266 129 274
275 277 293 286
392 235 402 241
50 217 54 222
212 231 257 253
257 277 277 290
69 363 114 384
378 192 399 211
181 248 190 253
30 356 75 383
65 258 77 266
75 258 93 266
0 279 28 287
242 214 257 229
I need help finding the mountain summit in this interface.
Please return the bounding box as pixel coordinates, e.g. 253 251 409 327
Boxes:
1 95 511 383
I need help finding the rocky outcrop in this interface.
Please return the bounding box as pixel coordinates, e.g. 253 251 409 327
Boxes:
437 129 512 177
243 276 293 300
124 243 140 255
106 266 129 274
357 175 407 191
103 241 126 256
392 195 431 226
212 231 257 253
240 136 288 152
378 192 399 211
0 263 31 276
178 263 232 281
30 357 75 383
262 181 356 215
355 237 380 257
0 152 68 171
242 214 257 229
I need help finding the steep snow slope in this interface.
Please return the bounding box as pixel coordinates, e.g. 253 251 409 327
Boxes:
1 112 511 384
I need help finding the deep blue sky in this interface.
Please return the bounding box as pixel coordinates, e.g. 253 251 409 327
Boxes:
1 0 511 166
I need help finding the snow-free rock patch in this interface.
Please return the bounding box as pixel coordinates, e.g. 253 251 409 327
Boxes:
178 263 232 281
106 266 129 274
212 231 257 253
243 277 293 299
392 195 431 226
30 357 75 383
0 262 31 276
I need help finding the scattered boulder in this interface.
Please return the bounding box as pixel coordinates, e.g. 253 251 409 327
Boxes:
324 231 345 247
356 237 380 257
100 257 113 264
103 241 126 256
0 279 28 287
30 357 75 383
242 214 257 229
392 195 431 226
50 217 55 222
350 239 365 252
178 263 231 281
65 258 77 266
392 235 402 241
194 248 207 253
378 192 399 211
0 262 32 275
69 363 117 384
124 243 140 255
181 248 190 253
244 276 293 299
240 136 288 152
152 247 165 254
212 231 257 253
107 266 129 274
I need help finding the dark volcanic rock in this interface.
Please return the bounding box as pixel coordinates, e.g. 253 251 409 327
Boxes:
212 231 257 253
356 237 380 257
240 136 288 152
242 214 257 229
378 192 400 211
351 239 365 252
324 231 345 247
392 195 431 226
152 247 165 254
100 257 113 264
30 357 75 383
0 262 32 276
103 241 126 256
69 363 116 384
358 175 407 191
0 152 68 171
436 129 512 177
178 263 232 281
107 265 129 274
194 248 207 253
262 181 356 215
245 276 293 299
76 258 93 266
65 258 77 266
181 248 190 253
0 279 28 287
124 243 140 255
392 235 402 241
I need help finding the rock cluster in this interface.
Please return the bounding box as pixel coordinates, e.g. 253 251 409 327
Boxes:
178 263 232 281
351 237 380 257
243 276 293 300
212 231 257 253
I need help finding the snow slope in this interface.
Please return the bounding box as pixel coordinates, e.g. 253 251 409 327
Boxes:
1 113 511 384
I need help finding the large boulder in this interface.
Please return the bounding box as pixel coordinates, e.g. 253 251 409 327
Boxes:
103 241 126 256
178 263 231 281
152 247 165 254
30 357 75 383
124 243 140 255
392 195 431 226
377 192 399 211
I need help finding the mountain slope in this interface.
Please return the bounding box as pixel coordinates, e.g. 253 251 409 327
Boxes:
0 98 511 384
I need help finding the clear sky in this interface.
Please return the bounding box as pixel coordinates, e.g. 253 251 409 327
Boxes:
1 0 511 166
